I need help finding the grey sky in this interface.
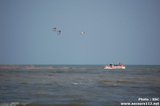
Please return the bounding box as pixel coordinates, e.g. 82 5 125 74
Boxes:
0 0 160 65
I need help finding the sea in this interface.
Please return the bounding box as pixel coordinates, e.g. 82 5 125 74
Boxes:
0 65 160 106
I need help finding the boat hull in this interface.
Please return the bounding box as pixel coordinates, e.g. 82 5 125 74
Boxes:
104 66 126 69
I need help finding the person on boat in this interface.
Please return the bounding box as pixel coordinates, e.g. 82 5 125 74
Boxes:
109 64 112 67
119 62 123 66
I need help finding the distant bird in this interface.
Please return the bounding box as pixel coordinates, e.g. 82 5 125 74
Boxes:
52 27 57 32
80 32 86 35
52 27 61 35
57 30 61 35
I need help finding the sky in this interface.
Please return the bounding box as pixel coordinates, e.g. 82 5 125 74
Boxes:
0 0 160 65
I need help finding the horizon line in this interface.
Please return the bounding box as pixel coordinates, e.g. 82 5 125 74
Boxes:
0 64 160 66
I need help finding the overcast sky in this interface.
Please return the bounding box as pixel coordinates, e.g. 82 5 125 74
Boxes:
0 0 160 65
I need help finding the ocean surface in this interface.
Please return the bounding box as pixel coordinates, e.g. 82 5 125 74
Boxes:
0 65 160 106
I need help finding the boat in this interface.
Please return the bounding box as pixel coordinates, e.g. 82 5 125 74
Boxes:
104 64 126 69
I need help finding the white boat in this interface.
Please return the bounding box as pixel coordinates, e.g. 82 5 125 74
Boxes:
104 64 126 69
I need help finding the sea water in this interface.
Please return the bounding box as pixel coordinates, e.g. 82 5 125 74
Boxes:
0 65 160 106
